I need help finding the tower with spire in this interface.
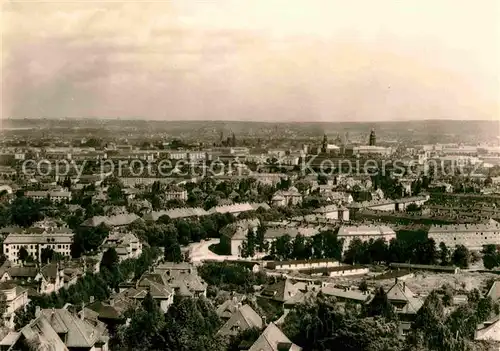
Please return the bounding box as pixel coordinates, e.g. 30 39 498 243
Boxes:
369 129 376 146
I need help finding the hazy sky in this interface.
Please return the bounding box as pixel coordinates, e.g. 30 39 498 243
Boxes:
2 0 499 122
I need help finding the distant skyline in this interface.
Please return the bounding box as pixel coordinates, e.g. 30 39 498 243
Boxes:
2 0 499 122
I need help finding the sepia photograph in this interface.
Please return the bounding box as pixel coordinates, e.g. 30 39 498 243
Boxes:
1 0 499 350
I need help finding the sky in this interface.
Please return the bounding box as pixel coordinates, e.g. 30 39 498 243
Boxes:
1 0 499 122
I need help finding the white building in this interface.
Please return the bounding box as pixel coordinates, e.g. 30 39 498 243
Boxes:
428 219 500 251
25 190 72 202
313 205 350 221
104 231 143 261
1 282 28 327
338 225 396 253
3 232 73 264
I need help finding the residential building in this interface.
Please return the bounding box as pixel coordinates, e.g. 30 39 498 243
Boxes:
0 307 109 351
258 279 299 305
337 225 396 253
209 203 255 216
247 323 302 351
385 280 424 336
164 185 188 201
0 282 29 328
3 231 73 264
220 219 260 256
103 231 143 261
271 187 302 207
25 190 72 202
221 221 320 257
428 219 500 251
217 304 263 337
313 205 349 221
80 213 141 228
266 259 339 271
144 207 208 221
475 318 500 347
320 286 372 305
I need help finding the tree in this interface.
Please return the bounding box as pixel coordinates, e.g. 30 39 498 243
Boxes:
255 225 267 253
101 248 119 271
273 235 292 260
439 242 450 266
344 238 365 264
40 247 55 264
240 229 256 258
482 245 499 270
164 234 182 263
452 245 470 268
366 287 395 319
18 246 29 262
359 280 369 293
0 292 6 318
291 234 307 260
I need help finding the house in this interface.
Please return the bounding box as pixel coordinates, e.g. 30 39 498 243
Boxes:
154 262 207 297
385 280 424 336
320 286 372 304
271 187 302 207
220 219 261 256
103 231 142 261
216 294 247 320
0 307 109 351
36 263 65 294
87 297 134 328
486 281 500 303
117 280 174 313
313 205 349 221
0 282 29 328
428 219 500 251
394 196 429 212
25 190 72 202
247 322 302 351
475 317 500 348
337 225 396 253
258 279 299 305
164 185 188 201
217 304 263 337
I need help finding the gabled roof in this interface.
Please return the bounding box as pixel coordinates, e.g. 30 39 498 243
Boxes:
386 282 423 314
487 281 500 302
260 279 298 303
476 317 500 341
248 323 301 351
217 305 263 336
8 266 38 278
39 308 108 348
81 213 141 227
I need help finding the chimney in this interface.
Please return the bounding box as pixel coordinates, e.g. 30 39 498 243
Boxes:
403 282 406 292
237 302 243 309
90 296 94 304
35 306 41 318
262 315 267 327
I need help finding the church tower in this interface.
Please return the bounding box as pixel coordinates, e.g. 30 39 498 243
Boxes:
369 129 376 146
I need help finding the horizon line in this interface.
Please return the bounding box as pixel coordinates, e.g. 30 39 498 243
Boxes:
3 117 499 124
